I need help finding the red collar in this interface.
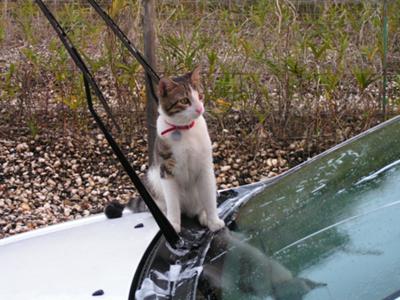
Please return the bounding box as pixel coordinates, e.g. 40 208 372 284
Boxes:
161 120 195 136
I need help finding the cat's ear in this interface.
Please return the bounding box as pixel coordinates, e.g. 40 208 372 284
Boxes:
159 78 178 97
190 65 202 85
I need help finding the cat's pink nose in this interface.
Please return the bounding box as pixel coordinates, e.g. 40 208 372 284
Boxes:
196 107 203 114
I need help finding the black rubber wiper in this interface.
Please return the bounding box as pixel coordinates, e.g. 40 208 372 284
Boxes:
35 0 182 248
86 0 160 107
86 0 159 84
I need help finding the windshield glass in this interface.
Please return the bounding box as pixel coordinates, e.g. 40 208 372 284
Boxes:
198 117 400 300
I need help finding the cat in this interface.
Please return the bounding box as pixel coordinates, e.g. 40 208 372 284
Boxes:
144 66 225 233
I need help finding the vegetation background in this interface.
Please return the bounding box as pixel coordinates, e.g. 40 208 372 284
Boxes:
0 0 399 237
1 0 399 146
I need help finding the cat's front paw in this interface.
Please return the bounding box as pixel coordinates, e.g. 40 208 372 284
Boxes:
207 218 225 232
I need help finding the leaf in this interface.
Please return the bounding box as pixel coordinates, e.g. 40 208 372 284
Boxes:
307 40 331 60
216 98 230 108
0 24 4 43
265 59 283 78
27 118 39 138
110 0 127 18
352 67 378 92
21 48 38 66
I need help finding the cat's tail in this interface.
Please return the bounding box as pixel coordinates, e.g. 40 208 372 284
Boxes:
104 168 165 219
104 196 148 219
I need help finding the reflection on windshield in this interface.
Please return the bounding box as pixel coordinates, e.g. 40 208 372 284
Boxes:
199 228 326 300
198 117 400 299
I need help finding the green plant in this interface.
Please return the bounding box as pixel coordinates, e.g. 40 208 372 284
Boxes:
0 23 5 43
1 0 398 151
159 24 211 72
352 67 378 93
12 1 39 44
0 63 20 102
27 117 39 138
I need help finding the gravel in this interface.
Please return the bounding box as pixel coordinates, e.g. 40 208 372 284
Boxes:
0 123 146 238
0 37 380 240
0 111 317 239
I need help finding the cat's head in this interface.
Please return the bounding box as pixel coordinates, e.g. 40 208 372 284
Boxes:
158 66 204 125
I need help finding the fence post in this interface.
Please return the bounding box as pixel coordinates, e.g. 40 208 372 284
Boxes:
382 0 388 120
142 0 157 166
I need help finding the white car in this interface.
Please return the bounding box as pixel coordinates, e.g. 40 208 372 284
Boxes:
4 3 400 299
1 115 400 300
0 210 158 299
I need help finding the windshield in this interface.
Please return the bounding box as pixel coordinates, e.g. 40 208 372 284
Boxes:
198 117 400 300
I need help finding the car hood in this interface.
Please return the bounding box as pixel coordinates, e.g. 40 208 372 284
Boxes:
0 212 158 300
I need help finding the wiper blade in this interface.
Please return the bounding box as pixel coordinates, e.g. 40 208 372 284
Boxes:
35 0 181 248
86 0 160 84
35 0 121 133
86 0 160 106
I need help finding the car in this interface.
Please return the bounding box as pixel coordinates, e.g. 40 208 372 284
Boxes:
3 2 400 299
1 115 400 300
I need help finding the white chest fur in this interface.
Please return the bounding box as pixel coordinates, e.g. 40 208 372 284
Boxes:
150 114 224 233
157 115 213 182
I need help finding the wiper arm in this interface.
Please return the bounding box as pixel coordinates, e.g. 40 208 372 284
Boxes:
35 0 121 133
86 0 160 84
35 0 182 248
86 0 160 106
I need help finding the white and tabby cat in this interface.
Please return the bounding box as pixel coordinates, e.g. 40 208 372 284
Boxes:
146 66 225 233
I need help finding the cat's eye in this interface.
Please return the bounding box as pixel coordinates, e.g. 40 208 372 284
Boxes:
180 98 191 105
199 94 204 101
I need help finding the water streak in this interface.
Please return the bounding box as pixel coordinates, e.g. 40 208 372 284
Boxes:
356 159 400 185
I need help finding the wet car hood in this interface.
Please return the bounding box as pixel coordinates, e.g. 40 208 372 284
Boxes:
131 116 400 300
0 212 158 300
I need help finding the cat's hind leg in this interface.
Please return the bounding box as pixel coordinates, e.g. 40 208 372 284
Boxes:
198 209 224 232
161 179 181 233
197 168 225 232
198 210 208 227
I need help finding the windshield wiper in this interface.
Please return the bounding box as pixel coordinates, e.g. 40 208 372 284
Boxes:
85 0 160 107
35 0 182 248
86 0 160 84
